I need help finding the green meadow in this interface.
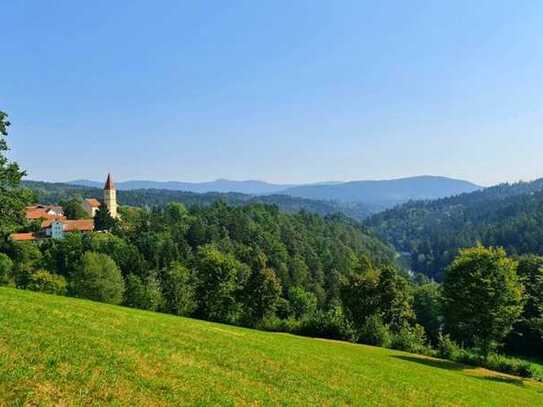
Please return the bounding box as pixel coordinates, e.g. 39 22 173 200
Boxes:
1 287 542 406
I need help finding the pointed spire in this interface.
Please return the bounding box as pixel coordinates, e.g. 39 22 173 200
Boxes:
104 173 115 190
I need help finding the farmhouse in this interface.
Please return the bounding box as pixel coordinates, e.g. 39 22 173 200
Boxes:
9 174 118 241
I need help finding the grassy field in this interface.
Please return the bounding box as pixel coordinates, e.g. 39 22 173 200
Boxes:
1 287 542 406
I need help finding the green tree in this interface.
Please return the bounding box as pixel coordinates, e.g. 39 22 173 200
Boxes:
0 110 32 237
124 273 163 311
160 262 196 316
8 241 43 287
443 246 523 353
288 286 317 320
413 280 443 343
377 265 415 331
71 252 125 304
242 267 281 325
94 205 116 231
339 258 381 331
506 255 543 356
340 257 416 341
194 245 248 323
61 199 89 219
124 274 147 309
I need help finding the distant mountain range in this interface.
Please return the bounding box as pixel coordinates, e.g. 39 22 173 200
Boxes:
68 176 481 210
23 181 374 221
69 179 296 195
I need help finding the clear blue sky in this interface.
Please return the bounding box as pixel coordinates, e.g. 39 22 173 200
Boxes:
2 1 542 186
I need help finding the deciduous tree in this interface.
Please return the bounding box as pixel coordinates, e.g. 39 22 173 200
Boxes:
443 246 523 353
0 110 32 237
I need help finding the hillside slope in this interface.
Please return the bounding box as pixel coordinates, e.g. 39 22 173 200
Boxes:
1 288 542 406
367 178 543 279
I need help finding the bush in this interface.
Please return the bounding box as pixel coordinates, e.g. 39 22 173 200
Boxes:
484 354 535 378
436 333 541 380
26 270 67 295
71 252 125 304
258 316 301 333
391 324 428 354
299 306 357 342
437 332 462 360
358 314 392 347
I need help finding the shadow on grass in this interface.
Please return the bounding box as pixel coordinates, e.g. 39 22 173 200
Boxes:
392 355 525 387
392 355 464 371
468 375 524 387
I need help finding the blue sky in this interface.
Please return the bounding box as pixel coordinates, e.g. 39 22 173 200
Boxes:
2 1 542 186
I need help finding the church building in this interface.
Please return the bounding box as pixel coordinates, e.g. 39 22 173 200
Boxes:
82 173 119 219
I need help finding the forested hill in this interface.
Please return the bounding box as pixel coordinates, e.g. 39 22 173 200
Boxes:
366 178 543 280
23 181 372 220
281 176 480 208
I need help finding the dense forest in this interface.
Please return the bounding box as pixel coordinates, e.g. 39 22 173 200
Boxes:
24 180 372 221
367 179 543 280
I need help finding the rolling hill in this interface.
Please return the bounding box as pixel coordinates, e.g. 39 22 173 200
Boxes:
23 180 374 220
69 178 297 195
1 287 542 406
68 176 481 211
281 176 481 208
366 178 543 279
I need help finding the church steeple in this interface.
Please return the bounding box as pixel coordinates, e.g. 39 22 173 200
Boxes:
104 173 115 191
103 173 118 218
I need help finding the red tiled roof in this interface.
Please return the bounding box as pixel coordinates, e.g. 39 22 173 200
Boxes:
104 173 115 190
85 198 101 208
9 232 38 241
25 206 65 221
63 219 94 232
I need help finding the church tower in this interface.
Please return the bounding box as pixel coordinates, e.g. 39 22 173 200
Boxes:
104 173 118 218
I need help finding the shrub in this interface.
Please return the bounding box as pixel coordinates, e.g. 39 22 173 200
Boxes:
358 314 392 347
435 334 541 380
71 252 125 304
299 305 357 342
484 353 534 378
26 270 67 295
391 324 428 354
258 316 300 333
436 332 462 360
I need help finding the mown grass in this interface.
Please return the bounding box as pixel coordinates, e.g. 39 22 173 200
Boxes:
1 287 542 406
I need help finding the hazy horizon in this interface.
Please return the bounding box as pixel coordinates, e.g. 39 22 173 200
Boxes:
4 1 543 186
30 173 496 188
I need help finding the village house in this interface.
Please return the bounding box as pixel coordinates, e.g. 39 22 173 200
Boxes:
9 174 118 242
